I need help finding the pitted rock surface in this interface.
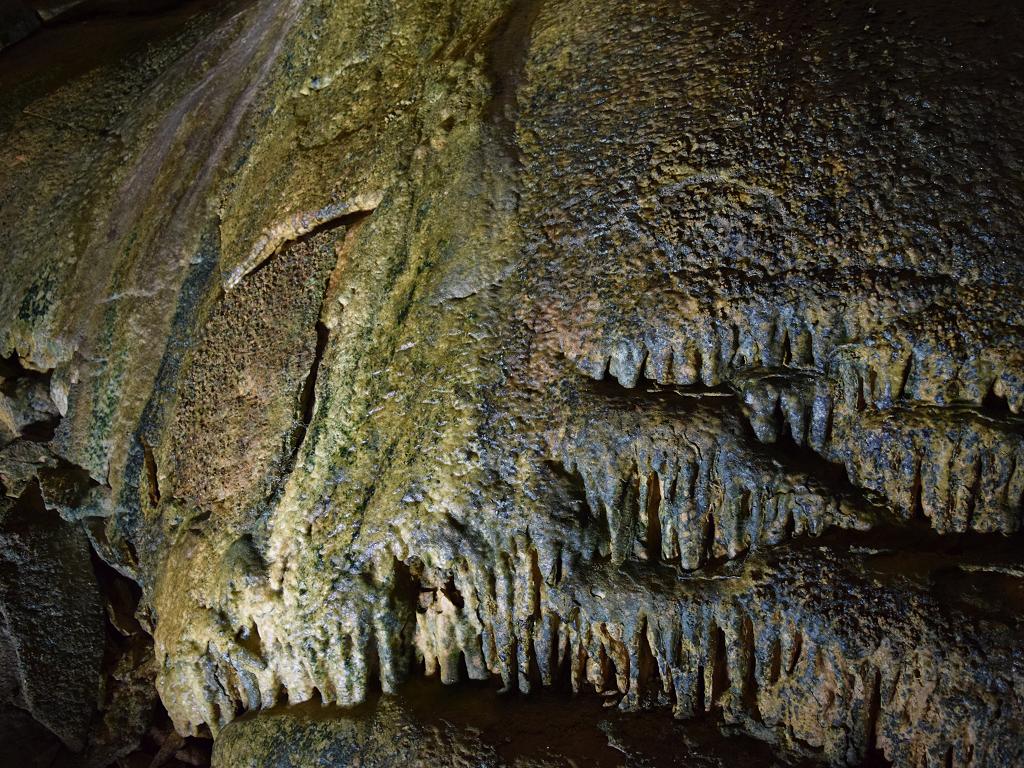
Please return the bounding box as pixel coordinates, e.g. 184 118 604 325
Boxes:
1 0 1023 766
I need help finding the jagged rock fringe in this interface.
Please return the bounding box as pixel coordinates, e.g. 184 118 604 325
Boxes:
565 301 1024 417
157 526 1024 767
568 329 1024 537
5 0 1024 765
547 399 872 569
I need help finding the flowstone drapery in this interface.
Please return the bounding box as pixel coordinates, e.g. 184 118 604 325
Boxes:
1 0 1023 765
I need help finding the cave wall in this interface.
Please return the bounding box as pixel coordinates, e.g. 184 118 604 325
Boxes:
1 0 1023 765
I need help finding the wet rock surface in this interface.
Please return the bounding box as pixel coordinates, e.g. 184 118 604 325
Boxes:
213 677 814 768
1 0 1023 765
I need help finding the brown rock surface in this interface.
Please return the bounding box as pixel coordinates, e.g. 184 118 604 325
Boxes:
1 0 1023 765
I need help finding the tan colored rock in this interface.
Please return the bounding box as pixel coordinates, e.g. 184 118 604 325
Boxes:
1 0 1023 765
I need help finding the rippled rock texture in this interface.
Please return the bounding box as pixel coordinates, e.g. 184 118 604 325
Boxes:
1 0 1023 765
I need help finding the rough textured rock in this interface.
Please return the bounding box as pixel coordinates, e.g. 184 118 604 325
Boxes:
1 0 1023 765
0 482 104 752
212 679 807 768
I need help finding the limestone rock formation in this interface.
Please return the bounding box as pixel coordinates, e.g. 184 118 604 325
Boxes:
1 0 1023 765
0 483 104 755
211 678 808 767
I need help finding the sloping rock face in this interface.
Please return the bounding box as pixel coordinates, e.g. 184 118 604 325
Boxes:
1 0 1023 766
0 482 104 755
211 677 809 767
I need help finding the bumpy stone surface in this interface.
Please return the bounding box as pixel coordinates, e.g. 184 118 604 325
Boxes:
213 679 808 767
1 0 1023 765
0 483 104 752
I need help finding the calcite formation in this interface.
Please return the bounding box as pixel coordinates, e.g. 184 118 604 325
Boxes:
1 0 1022 765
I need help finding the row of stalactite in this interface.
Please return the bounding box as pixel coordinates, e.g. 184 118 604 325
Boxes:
409 540 1012 767
157 528 1019 767
547 405 868 570
565 325 1024 536
737 375 1024 534
565 302 1024 415
156 568 413 736
154 337 1023 766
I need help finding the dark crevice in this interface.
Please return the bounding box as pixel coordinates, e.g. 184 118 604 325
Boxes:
525 635 544 691
232 626 262 663
298 321 329 433
141 438 160 506
643 473 663 562
482 0 543 164
982 381 1014 419
583 371 736 412
695 664 706 713
740 616 761 722
16 414 60 442
130 700 213 768
37 458 101 510
273 320 338 508
597 645 615 695
0 352 46 380
613 470 640 563
635 614 659 700
786 630 803 676
441 576 465 611
243 207 374 290
897 355 914 401
864 667 890 766
0 352 60 442
528 548 543 620
456 649 472 687
282 211 373 474
782 505 796 540
767 636 782 685
188 509 211 533
548 614 569 689
90 548 144 638
709 625 729 707
856 373 868 412
391 557 422 647
910 456 926 522
544 459 601 531
364 630 385 698
87 545 163 766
